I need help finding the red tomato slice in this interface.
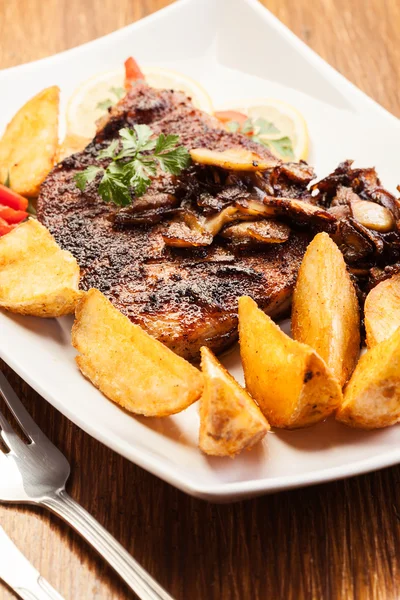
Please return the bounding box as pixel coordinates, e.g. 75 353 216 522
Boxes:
214 110 249 126
0 216 15 236
0 184 29 211
0 205 28 224
124 57 145 90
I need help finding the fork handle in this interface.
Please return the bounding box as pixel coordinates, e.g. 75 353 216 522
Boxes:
41 489 173 600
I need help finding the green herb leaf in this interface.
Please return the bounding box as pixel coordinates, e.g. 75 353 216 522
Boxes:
259 136 295 159
96 99 114 111
74 165 104 191
27 200 37 217
241 119 254 134
118 125 156 158
74 126 190 203
110 86 125 100
225 120 240 133
98 162 132 207
98 139 120 160
155 146 191 175
154 133 180 154
3 171 11 188
253 117 280 136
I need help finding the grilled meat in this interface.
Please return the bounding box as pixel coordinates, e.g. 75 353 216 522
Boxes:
37 85 400 359
37 85 313 358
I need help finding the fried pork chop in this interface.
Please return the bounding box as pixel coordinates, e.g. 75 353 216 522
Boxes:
37 84 312 359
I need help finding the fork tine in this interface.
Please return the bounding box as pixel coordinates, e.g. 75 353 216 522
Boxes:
0 408 27 453
0 371 43 442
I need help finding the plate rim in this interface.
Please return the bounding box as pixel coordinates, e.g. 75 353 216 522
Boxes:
1 0 400 502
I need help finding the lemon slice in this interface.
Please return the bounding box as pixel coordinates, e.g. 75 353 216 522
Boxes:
66 66 213 139
215 98 309 162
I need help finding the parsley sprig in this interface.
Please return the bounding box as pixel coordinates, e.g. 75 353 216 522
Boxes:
96 86 126 111
74 125 191 207
226 116 295 160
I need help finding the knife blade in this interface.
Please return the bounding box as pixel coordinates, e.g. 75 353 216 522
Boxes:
0 525 64 600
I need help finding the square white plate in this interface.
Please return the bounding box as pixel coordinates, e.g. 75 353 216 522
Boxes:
1 0 400 502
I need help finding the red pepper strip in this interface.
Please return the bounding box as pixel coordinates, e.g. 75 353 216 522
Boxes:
0 205 28 224
214 110 249 126
0 184 29 211
124 56 145 90
0 216 15 236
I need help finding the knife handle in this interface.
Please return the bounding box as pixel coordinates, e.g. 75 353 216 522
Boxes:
0 526 63 600
15 576 64 600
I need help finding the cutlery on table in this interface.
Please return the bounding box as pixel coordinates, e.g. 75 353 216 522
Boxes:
0 371 173 600
0 525 64 600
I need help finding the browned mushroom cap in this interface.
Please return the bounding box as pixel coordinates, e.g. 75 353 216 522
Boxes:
222 220 291 244
350 199 395 233
114 191 178 226
161 212 213 247
262 196 336 228
278 162 316 184
190 147 278 171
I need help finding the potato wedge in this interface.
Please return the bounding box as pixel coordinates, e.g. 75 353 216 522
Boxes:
292 232 360 387
190 147 278 171
238 296 342 428
337 327 400 429
199 346 269 456
72 289 203 417
0 86 60 196
0 219 81 316
364 274 400 348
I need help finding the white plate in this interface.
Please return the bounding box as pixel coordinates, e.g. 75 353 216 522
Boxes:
1 0 400 502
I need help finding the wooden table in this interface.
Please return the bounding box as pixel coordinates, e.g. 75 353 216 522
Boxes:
1 1 400 598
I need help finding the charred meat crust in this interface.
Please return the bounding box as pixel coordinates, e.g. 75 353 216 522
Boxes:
37 85 310 359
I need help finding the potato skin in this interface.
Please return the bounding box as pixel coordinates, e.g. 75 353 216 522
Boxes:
292 232 360 387
199 346 269 457
364 274 400 348
238 296 342 429
337 327 400 429
0 219 81 317
0 86 59 196
72 289 203 417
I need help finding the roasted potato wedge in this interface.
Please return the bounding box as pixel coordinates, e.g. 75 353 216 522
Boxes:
199 346 269 456
72 289 203 417
337 327 400 429
364 274 400 348
0 87 60 196
238 296 342 428
292 232 360 387
0 219 81 317
190 147 278 171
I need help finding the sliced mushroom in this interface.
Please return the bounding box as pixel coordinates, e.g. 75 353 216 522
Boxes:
350 199 395 233
203 206 240 236
279 162 316 184
161 212 213 247
190 147 278 171
235 197 273 217
328 205 351 220
262 196 336 228
339 219 375 262
332 186 360 206
222 220 291 244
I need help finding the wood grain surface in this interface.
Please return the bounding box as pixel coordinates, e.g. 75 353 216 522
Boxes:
1 1 400 599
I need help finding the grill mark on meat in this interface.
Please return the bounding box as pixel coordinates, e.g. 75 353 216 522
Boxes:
37 84 309 359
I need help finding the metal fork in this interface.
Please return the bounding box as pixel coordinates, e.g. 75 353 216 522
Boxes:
0 371 173 600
